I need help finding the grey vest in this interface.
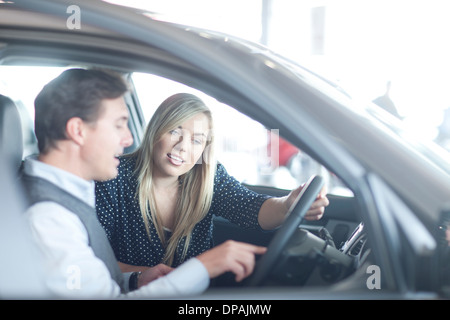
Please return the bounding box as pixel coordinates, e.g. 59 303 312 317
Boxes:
20 174 127 293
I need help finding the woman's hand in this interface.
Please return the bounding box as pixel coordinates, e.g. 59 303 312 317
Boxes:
285 184 329 221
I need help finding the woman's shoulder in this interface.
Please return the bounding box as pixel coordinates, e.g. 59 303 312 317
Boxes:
119 154 137 172
115 154 138 182
213 161 239 187
215 161 227 175
96 154 137 187
214 161 229 181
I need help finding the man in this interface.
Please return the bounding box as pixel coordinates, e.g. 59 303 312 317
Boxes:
21 68 266 298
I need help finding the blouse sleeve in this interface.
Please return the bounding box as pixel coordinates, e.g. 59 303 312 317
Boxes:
211 163 272 229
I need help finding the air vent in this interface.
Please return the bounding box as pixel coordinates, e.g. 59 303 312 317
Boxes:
350 238 365 256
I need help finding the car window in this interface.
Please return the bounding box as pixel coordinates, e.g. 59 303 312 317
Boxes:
0 65 350 196
0 65 349 196
131 72 352 196
0 66 68 157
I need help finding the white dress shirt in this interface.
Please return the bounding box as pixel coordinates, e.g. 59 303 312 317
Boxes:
23 157 209 299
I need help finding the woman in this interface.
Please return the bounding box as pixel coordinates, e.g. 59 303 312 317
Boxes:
95 93 328 271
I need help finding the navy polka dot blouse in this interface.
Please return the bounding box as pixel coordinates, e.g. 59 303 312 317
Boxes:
95 155 271 267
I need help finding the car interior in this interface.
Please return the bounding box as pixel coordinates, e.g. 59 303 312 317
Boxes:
0 94 24 172
3 1 450 300
0 62 374 292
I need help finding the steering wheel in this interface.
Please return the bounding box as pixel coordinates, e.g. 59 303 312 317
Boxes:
247 175 325 286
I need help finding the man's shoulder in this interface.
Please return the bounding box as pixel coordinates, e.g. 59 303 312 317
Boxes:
25 200 86 235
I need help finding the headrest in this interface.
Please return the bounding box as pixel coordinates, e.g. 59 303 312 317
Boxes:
0 95 23 171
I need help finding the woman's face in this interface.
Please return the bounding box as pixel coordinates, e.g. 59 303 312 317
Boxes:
153 112 210 180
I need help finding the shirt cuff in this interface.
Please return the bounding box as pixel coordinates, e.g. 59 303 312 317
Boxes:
126 258 209 298
163 257 210 296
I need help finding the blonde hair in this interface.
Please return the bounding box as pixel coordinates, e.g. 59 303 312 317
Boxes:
131 93 216 266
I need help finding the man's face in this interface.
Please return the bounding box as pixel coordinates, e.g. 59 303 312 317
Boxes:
81 96 133 181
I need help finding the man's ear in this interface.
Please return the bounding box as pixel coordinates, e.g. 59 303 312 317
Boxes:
66 117 85 146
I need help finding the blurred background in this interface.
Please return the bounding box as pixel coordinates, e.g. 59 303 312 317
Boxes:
107 0 450 146
2 0 450 193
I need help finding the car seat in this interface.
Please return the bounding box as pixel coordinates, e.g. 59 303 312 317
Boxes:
0 94 23 172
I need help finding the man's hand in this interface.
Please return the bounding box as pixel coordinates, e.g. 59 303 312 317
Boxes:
138 263 174 288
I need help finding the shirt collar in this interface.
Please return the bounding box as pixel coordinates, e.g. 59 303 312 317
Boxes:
23 155 96 208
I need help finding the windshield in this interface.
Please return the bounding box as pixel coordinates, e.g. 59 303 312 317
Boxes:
365 103 450 176
279 56 450 177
